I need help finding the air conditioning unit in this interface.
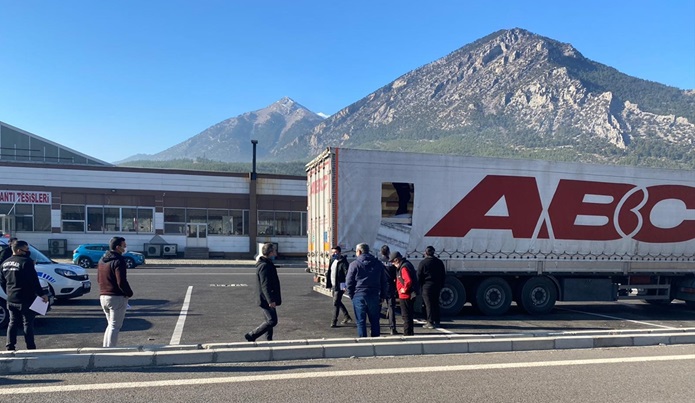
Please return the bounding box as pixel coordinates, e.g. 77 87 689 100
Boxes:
48 239 67 257
162 244 177 256
144 243 162 258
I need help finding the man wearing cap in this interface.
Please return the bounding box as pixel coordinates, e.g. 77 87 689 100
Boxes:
418 246 446 328
346 243 389 337
390 251 418 336
1 240 49 350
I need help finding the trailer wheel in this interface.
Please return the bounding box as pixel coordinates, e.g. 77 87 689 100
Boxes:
439 276 466 316
519 276 557 315
475 277 512 316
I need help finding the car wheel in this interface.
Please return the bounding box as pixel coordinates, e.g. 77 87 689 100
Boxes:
77 256 93 268
125 257 135 269
0 299 8 329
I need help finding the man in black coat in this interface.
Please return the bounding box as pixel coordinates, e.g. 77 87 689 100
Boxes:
379 244 399 335
417 246 446 329
0 237 18 265
245 242 282 342
1 240 48 350
325 245 352 327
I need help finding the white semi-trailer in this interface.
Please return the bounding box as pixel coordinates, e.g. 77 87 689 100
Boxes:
306 148 695 316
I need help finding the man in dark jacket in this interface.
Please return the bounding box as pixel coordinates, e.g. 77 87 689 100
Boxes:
380 244 399 335
417 246 446 328
245 242 282 342
1 240 48 350
346 243 389 337
325 245 352 327
0 237 17 265
97 236 134 347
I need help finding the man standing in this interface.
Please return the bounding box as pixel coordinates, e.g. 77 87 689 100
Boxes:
245 242 282 342
417 246 446 328
379 244 399 335
0 237 18 265
346 243 388 338
1 240 49 350
390 251 417 336
325 245 352 328
98 236 134 347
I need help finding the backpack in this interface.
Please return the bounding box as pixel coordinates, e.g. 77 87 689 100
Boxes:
397 260 420 298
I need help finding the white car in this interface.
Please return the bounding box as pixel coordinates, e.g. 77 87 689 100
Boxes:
0 239 91 301
0 278 54 328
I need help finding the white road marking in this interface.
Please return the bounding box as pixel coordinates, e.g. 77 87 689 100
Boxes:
169 286 193 345
557 307 677 330
414 319 457 334
4 354 695 395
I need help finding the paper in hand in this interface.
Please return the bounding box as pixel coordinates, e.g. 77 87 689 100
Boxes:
29 296 49 315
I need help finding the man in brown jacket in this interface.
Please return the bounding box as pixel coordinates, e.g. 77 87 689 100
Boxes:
97 236 134 347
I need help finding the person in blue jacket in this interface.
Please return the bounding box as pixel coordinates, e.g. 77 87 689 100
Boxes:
346 243 389 337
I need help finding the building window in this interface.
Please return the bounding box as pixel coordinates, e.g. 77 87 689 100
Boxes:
0 203 50 232
164 208 248 235
61 205 85 232
257 210 306 236
69 205 155 233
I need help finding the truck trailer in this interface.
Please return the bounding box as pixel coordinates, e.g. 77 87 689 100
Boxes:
306 148 695 316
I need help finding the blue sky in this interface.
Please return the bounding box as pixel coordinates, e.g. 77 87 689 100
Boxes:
1 0 693 163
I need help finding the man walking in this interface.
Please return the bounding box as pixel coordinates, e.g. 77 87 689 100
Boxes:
346 243 388 337
98 236 134 347
1 240 49 350
325 245 352 327
245 242 282 342
418 246 446 328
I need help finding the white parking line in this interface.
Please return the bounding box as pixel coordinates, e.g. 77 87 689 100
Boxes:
557 307 677 330
4 354 695 395
169 286 193 345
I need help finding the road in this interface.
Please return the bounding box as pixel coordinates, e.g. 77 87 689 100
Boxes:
15 263 695 350
1 344 694 402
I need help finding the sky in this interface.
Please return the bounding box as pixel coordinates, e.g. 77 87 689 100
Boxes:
1 0 694 163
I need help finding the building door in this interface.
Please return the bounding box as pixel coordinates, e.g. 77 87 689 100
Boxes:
186 223 207 248
0 214 15 237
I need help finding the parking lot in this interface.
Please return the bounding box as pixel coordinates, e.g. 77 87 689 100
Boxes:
8 260 695 350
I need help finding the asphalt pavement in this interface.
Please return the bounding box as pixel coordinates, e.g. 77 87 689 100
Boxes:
2 259 695 375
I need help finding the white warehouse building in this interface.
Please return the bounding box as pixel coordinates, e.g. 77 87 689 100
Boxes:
0 121 307 259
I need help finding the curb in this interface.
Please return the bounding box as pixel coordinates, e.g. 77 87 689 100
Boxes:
2 328 695 374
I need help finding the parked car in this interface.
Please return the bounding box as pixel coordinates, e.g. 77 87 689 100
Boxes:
72 244 146 269
0 274 55 329
1 239 91 302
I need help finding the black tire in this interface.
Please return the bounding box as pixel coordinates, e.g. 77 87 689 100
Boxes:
125 257 135 269
519 276 557 315
475 277 512 316
77 256 93 268
0 299 8 329
439 276 466 316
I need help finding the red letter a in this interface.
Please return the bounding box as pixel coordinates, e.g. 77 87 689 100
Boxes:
426 175 543 238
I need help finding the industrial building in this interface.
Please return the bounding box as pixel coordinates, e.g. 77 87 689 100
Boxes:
0 121 307 258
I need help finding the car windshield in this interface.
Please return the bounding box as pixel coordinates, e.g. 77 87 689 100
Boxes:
28 244 54 264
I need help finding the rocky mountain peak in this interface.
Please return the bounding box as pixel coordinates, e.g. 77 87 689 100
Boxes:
276 28 693 167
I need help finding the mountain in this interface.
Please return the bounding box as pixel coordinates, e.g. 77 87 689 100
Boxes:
121 28 695 171
118 97 324 163
276 28 695 168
